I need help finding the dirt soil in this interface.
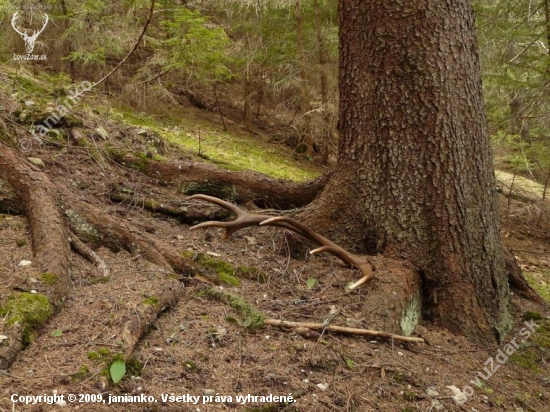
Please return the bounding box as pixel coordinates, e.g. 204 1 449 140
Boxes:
1 124 550 412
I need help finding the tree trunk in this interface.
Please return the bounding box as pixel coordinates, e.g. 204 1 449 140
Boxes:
313 0 333 164
301 0 512 342
295 0 313 156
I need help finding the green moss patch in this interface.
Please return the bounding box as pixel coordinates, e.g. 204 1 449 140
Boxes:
190 253 240 286
0 292 52 346
200 288 265 330
524 270 550 304
186 252 268 286
111 105 321 181
510 350 541 373
40 272 59 286
70 365 90 382
16 239 27 247
532 322 550 349
0 292 52 327
142 296 159 307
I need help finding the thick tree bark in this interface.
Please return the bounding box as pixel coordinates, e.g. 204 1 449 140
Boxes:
301 0 512 342
0 145 69 292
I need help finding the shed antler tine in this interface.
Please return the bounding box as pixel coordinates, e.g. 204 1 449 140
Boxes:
187 195 270 239
261 216 374 281
188 194 244 216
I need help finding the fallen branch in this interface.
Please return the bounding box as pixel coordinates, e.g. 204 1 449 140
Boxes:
264 319 424 343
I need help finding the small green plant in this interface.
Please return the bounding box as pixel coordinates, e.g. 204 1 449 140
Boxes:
110 359 126 384
522 311 542 322
51 329 63 337
16 238 27 247
306 277 318 290
344 356 355 369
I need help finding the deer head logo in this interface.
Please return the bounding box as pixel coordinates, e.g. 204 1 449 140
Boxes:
11 12 49 54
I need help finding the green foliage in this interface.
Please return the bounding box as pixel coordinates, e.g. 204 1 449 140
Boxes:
306 277 318 289
110 359 126 384
476 0 550 175
51 329 63 337
159 7 233 83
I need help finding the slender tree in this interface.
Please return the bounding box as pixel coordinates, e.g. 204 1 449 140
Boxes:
300 0 513 342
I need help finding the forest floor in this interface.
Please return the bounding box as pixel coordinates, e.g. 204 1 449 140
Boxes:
0 70 550 412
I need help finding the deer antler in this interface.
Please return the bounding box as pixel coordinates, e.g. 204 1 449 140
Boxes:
188 194 374 289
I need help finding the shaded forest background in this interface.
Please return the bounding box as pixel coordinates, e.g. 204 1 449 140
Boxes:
1 0 549 184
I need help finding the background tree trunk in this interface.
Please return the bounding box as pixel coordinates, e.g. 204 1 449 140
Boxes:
295 0 313 156
300 0 512 342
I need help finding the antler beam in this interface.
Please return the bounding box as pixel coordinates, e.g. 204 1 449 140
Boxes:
188 194 374 289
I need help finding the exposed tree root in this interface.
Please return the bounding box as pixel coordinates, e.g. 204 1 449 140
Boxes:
0 144 70 295
0 137 546 375
111 153 331 209
0 323 23 370
109 191 230 223
0 143 204 368
0 144 72 368
69 233 110 278
121 276 183 359
58 185 172 269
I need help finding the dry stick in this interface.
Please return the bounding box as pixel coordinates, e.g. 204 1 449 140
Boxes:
213 85 227 132
81 0 156 95
68 234 110 278
538 169 550 225
507 165 518 216
264 319 424 344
